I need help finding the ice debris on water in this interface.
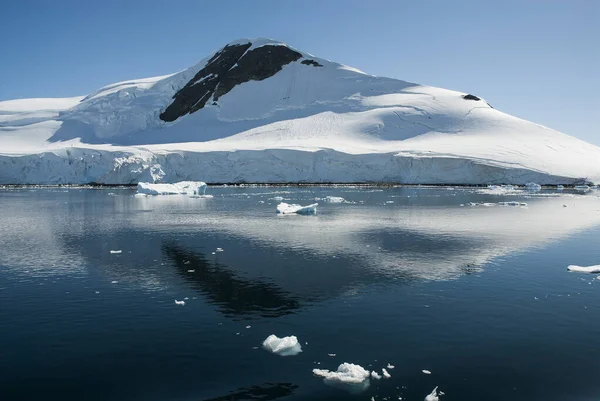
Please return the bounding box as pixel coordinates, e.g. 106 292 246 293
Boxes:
425 386 442 401
382 368 391 379
371 371 382 380
324 196 345 203
276 202 318 215
575 185 591 192
262 334 302 356
216 248 224 252
422 369 432 375
174 300 185 306
187 269 195 273
567 264 600 273
271 196 285 201
111 280 118 284
387 363 395 369
137 181 207 196
312 363 371 393
110 250 122 254
328 353 336 357
525 182 542 191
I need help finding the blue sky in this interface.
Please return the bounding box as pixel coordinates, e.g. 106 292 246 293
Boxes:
1 0 598 144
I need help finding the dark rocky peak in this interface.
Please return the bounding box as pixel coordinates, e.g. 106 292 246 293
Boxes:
160 42 302 122
463 94 481 101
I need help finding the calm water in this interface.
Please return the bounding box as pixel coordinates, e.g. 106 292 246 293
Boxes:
1 186 600 401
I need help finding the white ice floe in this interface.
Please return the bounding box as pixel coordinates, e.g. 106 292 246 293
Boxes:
425 387 441 401
174 300 185 306
110 250 122 254
271 196 285 201
276 202 318 215
567 264 600 273
137 181 207 196
261 334 303 356
575 185 591 192
324 196 345 203
313 363 371 393
189 194 213 198
111 280 118 284
422 369 432 375
525 182 542 191
557 185 564 190
382 368 391 378
387 363 395 369
187 269 195 273
216 247 224 252
371 371 382 380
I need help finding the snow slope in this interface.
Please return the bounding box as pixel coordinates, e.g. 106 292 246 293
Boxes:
1 38 599 184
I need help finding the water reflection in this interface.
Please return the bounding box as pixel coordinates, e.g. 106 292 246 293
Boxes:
164 243 303 318
202 383 298 401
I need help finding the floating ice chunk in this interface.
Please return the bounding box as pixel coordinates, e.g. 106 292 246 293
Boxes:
216 248 224 252
371 371 382 380
498 201 520 206
387 363 395 369
134 193 148 198
481 203 496 207
575 185 591 192
325 196 345 203
328 353 336 357
110 250 122 254
385 200 394 204
187 269 195 273
313 363 371 393
189 194 213 198
262 334 302 356
567 264 600 273
557 185 564 190
422 369 432 375
137 181 207 196
246 325 251 329
111 280 118 284
425 386 441 401
525 182 542 191
271 196 285 201
382 368 391 379
174 300 185 306
276 202 318 215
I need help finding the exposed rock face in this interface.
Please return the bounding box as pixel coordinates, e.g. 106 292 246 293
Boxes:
160 43 302 122
301 59 323 67
463 94 481 101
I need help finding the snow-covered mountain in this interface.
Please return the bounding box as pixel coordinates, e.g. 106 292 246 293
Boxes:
1 38 598 184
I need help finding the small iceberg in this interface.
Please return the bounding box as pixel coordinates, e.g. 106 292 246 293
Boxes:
313 363 371 393
567 264 600 274
137 181 207 196
324 196 345 203
262 334 302 356
525 182 542 191
110 250 122 254
425 387 442 401
575 185 591 192
174 300 185 306
371 371 382 380
422 369 432 375
276 202 318 215
557 185 564 190
382 368 391 379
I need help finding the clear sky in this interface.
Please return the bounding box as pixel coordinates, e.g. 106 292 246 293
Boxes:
1 0 598 144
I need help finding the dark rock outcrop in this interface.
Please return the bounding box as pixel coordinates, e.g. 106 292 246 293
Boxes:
160 43 302 122
463 94 481 101
301 59 323 67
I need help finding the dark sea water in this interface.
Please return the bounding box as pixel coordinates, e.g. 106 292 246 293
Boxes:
1 186 600 401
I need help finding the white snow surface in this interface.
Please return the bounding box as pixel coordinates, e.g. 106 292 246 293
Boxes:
276 202 318 215
567 265 600 273
1 38 600 184
313 363 371 393
261 334 302 356
136 181 207 195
